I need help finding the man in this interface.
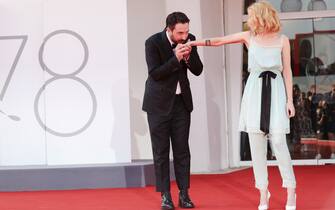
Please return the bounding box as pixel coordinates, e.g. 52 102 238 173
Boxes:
143 12 203 210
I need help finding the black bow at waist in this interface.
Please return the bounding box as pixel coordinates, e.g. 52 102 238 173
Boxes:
259 71 277 134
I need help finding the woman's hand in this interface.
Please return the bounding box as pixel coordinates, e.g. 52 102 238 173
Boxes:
286 101 295 118
186 40 195 47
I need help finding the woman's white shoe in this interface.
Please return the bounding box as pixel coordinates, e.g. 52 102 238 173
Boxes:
258 191 271 210
285 194 296 210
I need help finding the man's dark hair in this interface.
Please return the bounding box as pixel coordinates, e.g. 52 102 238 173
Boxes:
166 12 190 30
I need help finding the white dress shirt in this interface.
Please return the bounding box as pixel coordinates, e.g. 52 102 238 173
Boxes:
166 31 181 95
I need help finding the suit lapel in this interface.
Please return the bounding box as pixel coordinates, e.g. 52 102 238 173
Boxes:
161 30 174 58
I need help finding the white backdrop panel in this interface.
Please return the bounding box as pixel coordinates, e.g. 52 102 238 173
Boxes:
0 0 46 166
0 0 131 165
42 0 131 165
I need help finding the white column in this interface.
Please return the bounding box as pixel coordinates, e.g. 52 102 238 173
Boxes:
224 0 244 167
164 0 210 172
127 0 166 160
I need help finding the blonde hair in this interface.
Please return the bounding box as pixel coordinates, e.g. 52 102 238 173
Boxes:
247 1 281 35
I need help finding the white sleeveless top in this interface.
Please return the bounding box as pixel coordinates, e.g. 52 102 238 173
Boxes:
239 34 290 134
248 36 283 72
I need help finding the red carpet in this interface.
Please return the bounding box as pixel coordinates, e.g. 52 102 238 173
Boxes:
0 165 334 210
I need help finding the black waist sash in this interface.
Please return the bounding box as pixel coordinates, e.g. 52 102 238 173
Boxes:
259 71 277 134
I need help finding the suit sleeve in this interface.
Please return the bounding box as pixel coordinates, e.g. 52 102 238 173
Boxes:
186 35 203 76
145 38 182 81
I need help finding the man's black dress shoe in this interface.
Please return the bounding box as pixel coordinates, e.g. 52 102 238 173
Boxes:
161 192 175 210
179 190 195 208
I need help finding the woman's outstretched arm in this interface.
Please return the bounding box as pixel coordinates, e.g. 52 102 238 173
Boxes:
188 31 250 47
282 35 295 118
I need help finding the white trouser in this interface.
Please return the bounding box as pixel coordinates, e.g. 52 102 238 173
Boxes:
248 133 296 190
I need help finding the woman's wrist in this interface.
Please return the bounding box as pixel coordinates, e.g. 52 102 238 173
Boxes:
287 99 293 104
187 41 195 47
205 39 211 46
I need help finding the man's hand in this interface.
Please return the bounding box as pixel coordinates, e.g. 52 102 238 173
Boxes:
183 44 192 61
175 44 192 62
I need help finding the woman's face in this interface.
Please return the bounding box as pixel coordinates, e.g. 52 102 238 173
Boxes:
318 101 323 107
293 87 300 96
322 101 327 108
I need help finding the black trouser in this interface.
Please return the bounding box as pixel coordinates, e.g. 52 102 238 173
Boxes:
147 95 191 192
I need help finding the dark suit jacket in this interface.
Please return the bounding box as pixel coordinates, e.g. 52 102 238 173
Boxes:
142 30 203 116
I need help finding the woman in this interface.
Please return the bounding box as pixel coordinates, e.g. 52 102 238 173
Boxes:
188 1 296 210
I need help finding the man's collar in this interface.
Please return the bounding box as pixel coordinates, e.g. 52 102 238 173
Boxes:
166 30 174 46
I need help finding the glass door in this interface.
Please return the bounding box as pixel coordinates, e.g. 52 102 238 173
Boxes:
312 17 335 163
240 0 335 165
